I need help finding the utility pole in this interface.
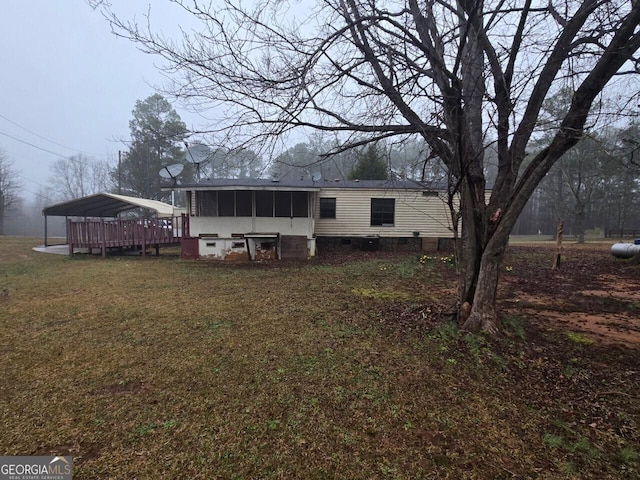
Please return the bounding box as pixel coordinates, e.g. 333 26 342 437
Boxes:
118 150 122 195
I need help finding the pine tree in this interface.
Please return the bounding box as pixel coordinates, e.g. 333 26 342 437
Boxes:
348 145 388 180
116 94 187 201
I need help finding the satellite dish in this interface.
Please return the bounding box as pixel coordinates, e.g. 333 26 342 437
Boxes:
185 142 212 182
159 164 183 207
311 171 322 182
159 163 184 180
186 143 211 163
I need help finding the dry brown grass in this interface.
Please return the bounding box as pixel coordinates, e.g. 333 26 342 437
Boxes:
0 237 638 479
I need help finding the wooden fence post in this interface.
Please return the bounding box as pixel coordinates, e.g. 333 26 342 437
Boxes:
551 219 563 271
141 221 146 257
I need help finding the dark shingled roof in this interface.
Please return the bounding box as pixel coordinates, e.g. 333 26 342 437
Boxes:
168 178 446 191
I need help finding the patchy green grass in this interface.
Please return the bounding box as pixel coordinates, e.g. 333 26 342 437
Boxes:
0 237 638 479
566 331 595 345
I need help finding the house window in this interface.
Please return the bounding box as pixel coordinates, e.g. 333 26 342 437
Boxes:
218 191 235 216
256 191 273 217
371 198 395 226
198 191 217 216
236 190 253 217
275 191 292 217
292 191 309 218
319 198 336 219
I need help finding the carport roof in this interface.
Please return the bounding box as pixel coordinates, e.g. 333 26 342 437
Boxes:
42 193 176 218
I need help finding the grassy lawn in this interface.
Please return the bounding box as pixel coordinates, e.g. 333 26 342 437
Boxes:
0 237 638 479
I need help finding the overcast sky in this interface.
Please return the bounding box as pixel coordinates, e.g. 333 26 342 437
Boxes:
0 1 205 203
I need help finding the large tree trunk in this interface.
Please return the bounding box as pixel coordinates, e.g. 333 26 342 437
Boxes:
461 228 510 334
456 0 487 309
457 184 484 306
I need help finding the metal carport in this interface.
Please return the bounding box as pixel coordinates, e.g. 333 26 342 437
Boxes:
42 193 177 248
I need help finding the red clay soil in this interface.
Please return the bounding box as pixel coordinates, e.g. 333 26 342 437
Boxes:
500 244 640 348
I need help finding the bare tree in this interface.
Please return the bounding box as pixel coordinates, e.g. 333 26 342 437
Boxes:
49 154 112 201
98 0 640 334
0 148 21 235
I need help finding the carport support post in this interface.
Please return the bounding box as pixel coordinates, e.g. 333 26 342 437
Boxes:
44 215 48 247
67 218 73 256
101 218 106 257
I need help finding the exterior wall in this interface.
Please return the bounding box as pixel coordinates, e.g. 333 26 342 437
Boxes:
191 217 314 238
190 215 316 259
314 187 453 238
185 185 454 258
198 236 249 260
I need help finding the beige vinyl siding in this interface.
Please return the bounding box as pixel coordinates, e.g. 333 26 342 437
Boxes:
314 188 453 237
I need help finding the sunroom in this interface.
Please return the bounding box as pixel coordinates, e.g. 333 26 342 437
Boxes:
176 179 320 260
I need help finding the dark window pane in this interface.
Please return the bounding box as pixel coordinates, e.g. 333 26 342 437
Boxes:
275 191 292 217
256 191 274 217
198 191 217 216
292 191 309 218
371 198 395 226
218 191 235 216
319 198 336 219
236 190 253 217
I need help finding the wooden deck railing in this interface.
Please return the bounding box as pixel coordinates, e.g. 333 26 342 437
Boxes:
604 228 640 239
67 215 188 256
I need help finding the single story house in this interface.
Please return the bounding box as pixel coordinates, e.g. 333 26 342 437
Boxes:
167 178 454 260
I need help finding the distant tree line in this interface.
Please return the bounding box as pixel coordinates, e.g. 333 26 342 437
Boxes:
0 148 21 235
513 90 640 240
514 126 640 240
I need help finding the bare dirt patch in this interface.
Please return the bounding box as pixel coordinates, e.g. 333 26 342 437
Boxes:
501 244 640 348
536 310 640 347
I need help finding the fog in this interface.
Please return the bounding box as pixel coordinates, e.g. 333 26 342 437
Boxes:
0 1 205 202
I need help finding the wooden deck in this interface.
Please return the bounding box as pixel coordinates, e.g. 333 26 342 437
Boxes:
67 215 189 256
